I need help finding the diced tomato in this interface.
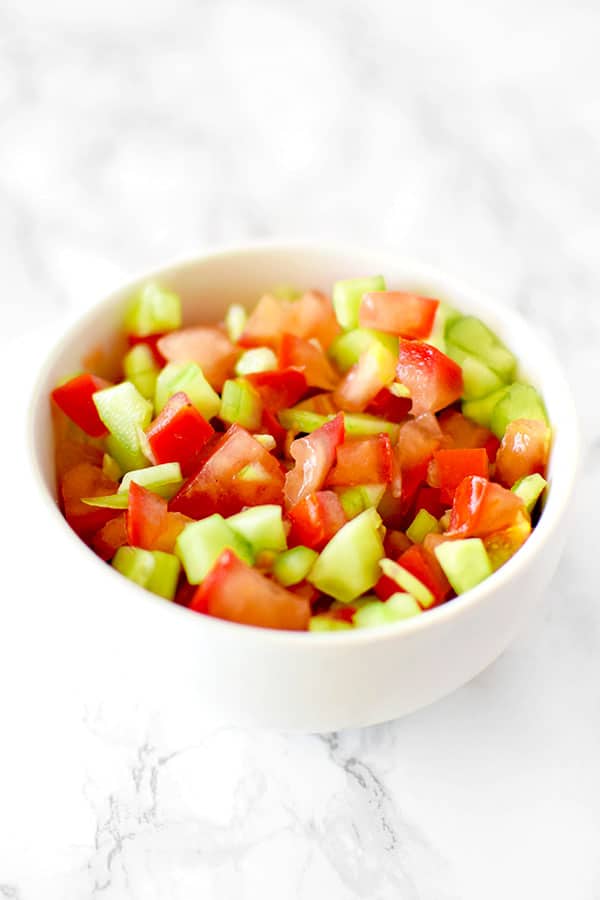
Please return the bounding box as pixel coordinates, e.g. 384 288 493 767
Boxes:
330 604 356 623
483 511 532 570
333 345 396 413
393 413 444 504
238 294 288 349
287 490 347 551
127 332 166 365
413 485 446 519
127 482 169 549
288 580 321 606
146 391 215 476
448 475 526 538
190 549 310 630
174 580 197 608
437 409 499 460
51 373 110 438
396 340 463 416
366 388 412 423
246 367 307 411
284 412 345 509
60 463 120 540
359 291 439 338
398 543 452 605
284 290 340 350
495 418 551 488
279 333 339 390
92 514 128 561
157 327 239 391
170 424 285 519
258 408 287 452
55 440 104 481
383 529 412 558
326 434 393 487
429 448 490 505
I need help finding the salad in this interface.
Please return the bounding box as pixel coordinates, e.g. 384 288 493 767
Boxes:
51 277 550 632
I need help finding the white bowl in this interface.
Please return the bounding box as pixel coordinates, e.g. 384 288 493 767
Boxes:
28 242 579 731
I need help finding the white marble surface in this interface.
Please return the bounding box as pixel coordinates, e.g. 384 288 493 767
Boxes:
1 0 599 897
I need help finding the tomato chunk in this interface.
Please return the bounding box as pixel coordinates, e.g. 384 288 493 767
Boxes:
359 291 439 338
146 392 215 476
367 388 412 423
279 333 339 390
157 327 239 391
284 412 345 509
429 448 490 505
413 485 446 519
55 440 104 481
60 463 120 540
52 373 110 438
333 343 396 412
287 490 347 551
239 291 339 351
326 434 393 487
376 543 451 605
127 481 169 549
396 340 463 416
448 475 526 538
190 549 310 630
437 409 499 461
246 367 307 411
92 513 128 561
495 418 550 488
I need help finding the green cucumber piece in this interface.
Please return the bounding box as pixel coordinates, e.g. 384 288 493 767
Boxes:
273 545 319 587
219 378 263 430
434 538 492 594
82 493 129 509
102 453 122 482
253 434 276 451
379 558 434 608
278 408 399 442
155 361 221 419
278 409 328 434
227 504 287 554
123 344 159 401
224 304 248 343
175 514 254 584
462 386 509 428
338 484 386 520
489 383 548 439
124 282 182 338
447 316 516 382
445 345 505 400
353 592 421 628
118 462 183 499
426 301 461 353
271 284 302 301
308 615 353 632
93 381 153 472
512 473 547 513
307 508 384 603
328 328 398 373
145 551 181 600
113 546 156 586
406 509 440 544
234 347 278 376
332 276 386 331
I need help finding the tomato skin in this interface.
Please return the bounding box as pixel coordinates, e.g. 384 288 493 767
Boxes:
61 463 120 540
157 327 239 391
326 434 393 487
190 549 311 630
279 333 339 390
448 475 526 538
92 514 128 561
127 482 169 549
170 424 285 519
52 373 110 438
367 388 412 423
284 412 345 509
413 485 446 519
146 392 215 476
495 418 550 487
429 448 490 505
437 409 499 461
287 490 347 551
359 291 439 338
246 367 307 411
396 340 463 416
383 529 412 558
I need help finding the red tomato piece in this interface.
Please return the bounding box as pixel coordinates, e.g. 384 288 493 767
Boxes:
51 373 110 438
284 412 345 509
146 392 215 476
279 333 339 390
284 290 340 350
393 412 444 500
359 291 439 338
127 332 166 365
448 475 526 538
170 424 285 519
396 340 463 416
238 294 287 349
429 448 490 505
288 580 322 607
157 327 239 391
437 409 498 460
397 543 452 605
495 418 550 488
258 408 287 452
326 434 393 487
92 514 128 561
60 463 120 540
55 440 104 481
383 529 412 558
413 485 447 519
366 388 412 423
333 345 396 413
246 367 308 411
190 549 310 630
127 482 169 549
287 490 347 551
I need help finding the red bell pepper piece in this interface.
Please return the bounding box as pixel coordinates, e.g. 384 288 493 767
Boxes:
326 434 393 487
448 475 526 538
359 291 439 338
51 373 110 438
495 418 550 488
284 412 345 509
157 327 239 391
429 448 490 505
287 490 347 551
245 367 308 411
146 392 215 476
190 549 311 630
396 340 463 416
278 333 339 390
60 463 120 540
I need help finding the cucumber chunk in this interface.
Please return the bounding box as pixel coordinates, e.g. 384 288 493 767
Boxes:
123 344 159 401
434 538 492 594
309 616 353 632
112 546 180 600
406 509 440 544
338 484 386 520
332 276 386 330
118 462 183 499
224 304 248 343
462 386 509 428
379 558 434 608
94 381 153 472
227 505 287 554
278 410 398 442
273 546 319 586
353 592 421 628
512 473 548 513
307 508 384 603
155 361 221 419
328 328 398 373
234 347 278 376
447 315 517 382
489 383 548 439
446 345 505 400
219 378 263 431
175 514 254 584
124 282 182 337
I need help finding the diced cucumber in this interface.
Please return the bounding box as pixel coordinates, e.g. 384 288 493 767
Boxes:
406 509 440 544
332 276 386 330
426 301 461 353
309 616 353 632
434 538 492 594
489 383 548 439
227 504 287 554
338 484 386 520
236 461 271 482
155 361 221 419
462 386 509 428
307 508 384 603
175 514 254 584
328 328 398 373
379 558 434 608
512 473 548 513
112 546 180 600
123 344 159 401
93 381 153 472
253 433 276 451
102 453 122 482
446 345 505 400
145 551 181 600
278 408 327 434
219 378 263 430
273 546 319 587
235 347 278 376
124 282 182 338
118 462 183 499
353 592 421 628
447 316 517 382
271 284 302 301
82 493 129 509
224 304 248 343
278 409 399 442
389 382 411 398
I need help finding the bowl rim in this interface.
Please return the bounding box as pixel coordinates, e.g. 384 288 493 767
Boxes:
28 239 580 647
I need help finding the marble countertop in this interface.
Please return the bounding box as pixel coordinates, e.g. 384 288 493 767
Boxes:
2 0 599 897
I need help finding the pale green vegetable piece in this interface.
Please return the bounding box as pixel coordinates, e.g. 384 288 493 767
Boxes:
512 473 547 513
225 304 248 343
332 276 386 330
123 343 159 400
155 361 221 419
235 347 278 376
434 538 492 594
273 546 319 587
118 462 183 499
379 558 435 608
307 508 384 604
93 381 153 472
175 515 254 584
124 282 182 337
227 505 287 554
406 508 440 544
